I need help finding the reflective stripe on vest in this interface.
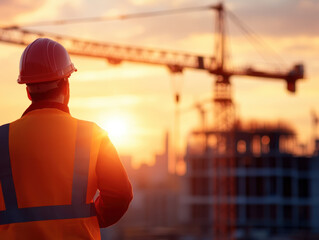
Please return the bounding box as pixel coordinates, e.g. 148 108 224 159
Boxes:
0 121 96 225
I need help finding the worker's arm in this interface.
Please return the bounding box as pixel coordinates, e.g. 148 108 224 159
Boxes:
94 136 133 228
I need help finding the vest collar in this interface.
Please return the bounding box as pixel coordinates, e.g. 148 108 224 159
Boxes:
22 101 70 117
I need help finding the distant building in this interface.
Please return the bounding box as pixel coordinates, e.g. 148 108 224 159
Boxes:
182 122 319 240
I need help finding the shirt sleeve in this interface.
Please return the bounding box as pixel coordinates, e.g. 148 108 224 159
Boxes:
94 136 133 228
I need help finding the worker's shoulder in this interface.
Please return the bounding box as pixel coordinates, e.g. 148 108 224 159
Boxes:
73 118 108 138
74 118 100 130
0 122 10 127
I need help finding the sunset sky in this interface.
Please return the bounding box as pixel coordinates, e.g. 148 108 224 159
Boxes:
0 0 318 167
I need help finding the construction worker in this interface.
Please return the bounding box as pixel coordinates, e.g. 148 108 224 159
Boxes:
0 38 133 239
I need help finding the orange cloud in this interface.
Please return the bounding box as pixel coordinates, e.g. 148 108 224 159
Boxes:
0 0 44 22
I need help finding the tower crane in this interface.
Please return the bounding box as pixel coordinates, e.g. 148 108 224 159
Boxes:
0 3 305 240
0 4 303 90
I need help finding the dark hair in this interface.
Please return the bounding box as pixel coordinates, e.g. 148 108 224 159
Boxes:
28 79 68 102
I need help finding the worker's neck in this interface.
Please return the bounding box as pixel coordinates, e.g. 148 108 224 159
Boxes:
51 94 65 104
32 94 68 105
23 100 70 117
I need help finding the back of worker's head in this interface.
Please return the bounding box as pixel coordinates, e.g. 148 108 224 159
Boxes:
17 38 77 104
26 79 69 103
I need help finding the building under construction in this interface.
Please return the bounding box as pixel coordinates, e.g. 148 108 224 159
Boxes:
181 121 319 240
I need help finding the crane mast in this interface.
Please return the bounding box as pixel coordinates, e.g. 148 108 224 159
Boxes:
212 4 236 239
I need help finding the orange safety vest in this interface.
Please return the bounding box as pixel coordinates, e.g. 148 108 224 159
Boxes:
0 108 107 239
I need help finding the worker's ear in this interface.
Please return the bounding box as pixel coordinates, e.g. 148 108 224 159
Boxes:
26 87 32 101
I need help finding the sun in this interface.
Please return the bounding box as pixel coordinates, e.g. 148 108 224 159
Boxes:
102 117 127 140
99 115 129 145
96 112 139 155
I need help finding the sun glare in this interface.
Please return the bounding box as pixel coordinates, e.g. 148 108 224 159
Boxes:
101 117 127 141
96 112 145 159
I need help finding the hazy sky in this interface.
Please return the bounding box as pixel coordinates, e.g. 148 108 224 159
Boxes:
0 0 318 166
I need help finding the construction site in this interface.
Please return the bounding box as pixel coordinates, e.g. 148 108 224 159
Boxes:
0 1 318 240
